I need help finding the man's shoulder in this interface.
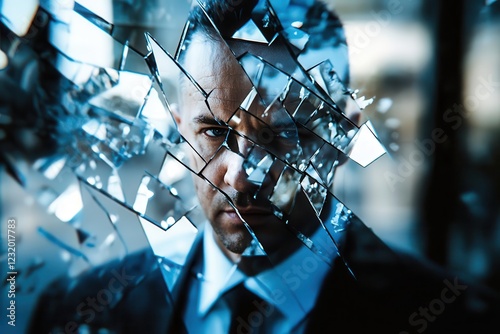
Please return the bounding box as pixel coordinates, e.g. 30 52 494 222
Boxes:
28 250 174 334
309 217 500 333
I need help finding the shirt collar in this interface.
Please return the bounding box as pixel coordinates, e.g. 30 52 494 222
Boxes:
198 223 334 328
198 223 245 314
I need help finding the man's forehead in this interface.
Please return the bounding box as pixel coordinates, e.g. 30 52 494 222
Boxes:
179 44 323 129
180 36 251 96
179 42 270 121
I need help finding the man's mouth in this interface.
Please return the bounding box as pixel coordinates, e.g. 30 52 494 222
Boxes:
221 207 273 225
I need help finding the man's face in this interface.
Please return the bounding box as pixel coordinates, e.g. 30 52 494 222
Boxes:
175 34 322 258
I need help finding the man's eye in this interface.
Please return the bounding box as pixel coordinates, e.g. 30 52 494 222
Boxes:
204 127 228 138
277 130 297 140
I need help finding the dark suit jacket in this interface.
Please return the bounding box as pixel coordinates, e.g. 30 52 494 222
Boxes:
28 217 499 333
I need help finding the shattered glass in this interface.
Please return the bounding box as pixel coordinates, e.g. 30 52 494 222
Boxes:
0 0 387 332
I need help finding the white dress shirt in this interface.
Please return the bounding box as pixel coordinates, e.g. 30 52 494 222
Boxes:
182 223 334 333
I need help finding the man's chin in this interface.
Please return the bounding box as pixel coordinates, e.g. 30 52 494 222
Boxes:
213 228 253 255
211 213 292 257
224 241 251 255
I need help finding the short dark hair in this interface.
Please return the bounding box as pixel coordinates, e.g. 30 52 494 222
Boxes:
186 0 259 40
178 0 350 85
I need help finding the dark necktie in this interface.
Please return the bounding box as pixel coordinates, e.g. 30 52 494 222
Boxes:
222 283 274 334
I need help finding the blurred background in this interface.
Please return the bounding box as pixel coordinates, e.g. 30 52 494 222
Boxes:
1 0 499 332
331 0 500 295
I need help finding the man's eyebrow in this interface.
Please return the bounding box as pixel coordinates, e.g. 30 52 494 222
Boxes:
268 119 298 130
192 114 226 126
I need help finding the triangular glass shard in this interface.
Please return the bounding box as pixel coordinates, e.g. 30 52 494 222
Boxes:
346 121 386 167
293 124 324 169
226 106 300 164
260 74 291 109
241 238 267 256
232 19 269 43
243 148 274 186
139 81 178 141
307 62 330 96
285 81 376 165
145 32 207 100
227 109 243 129
88 71 153 121
140 215 198 291
304 162 324 186
240 87 259 112
117 42 151 74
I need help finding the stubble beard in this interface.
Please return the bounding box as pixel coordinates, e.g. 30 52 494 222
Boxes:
211 222 253 255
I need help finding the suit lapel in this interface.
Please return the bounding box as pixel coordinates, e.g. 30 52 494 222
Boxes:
305 216 439 332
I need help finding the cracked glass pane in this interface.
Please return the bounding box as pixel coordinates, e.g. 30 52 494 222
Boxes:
10 1 479 333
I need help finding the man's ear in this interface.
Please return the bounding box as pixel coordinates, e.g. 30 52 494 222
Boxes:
171 103 182 127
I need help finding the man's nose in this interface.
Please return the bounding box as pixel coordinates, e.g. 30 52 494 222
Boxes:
223 151 259 194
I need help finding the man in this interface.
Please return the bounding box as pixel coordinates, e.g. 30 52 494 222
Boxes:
28 1 498 333
167 1 365 332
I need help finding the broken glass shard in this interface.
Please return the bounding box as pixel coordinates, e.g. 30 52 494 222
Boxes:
329 201 353 233
307 60 349 111
346 121 386 167
232 19 268 44
269 166 301 215
133 174 191 231
88 71 153 121
309 142 341 186
243 148 274 187
301 173 328 216
282 26 310 51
